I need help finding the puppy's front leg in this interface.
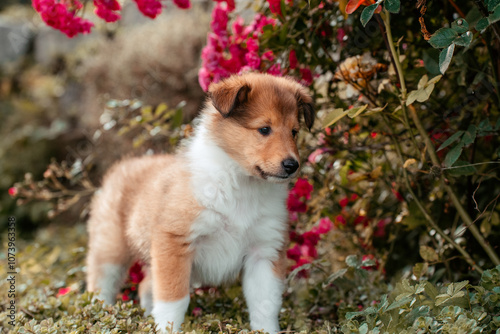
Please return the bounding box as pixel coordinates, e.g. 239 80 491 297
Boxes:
243 252 285 333
151 233 193 333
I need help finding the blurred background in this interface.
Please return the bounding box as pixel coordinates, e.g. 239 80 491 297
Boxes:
0 0 214 235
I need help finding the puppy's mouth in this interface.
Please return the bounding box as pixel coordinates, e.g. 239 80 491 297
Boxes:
255 166 290 181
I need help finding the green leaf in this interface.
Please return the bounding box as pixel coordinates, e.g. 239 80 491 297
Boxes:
487 0 500 11
461 125 477 146
413 262 429 280
346 255 360 268
384 0 400 13
324 268 348 287
476 17 489 30
322 108 350 128
423 49 441 75
347 104 368 118
428 27 458 48
492 5 500 21
444 145 463 167
447 160 477 176
420 245 439 262
386 295 413 311
437 130 464 151
451 18 469 34
454 31 473 47
361 2 379 27
478 118 493 132
439 44 455 74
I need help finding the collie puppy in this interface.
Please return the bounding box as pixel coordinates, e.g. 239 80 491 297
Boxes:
86 72 314 333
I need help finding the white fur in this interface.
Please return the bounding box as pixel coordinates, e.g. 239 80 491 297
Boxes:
243 256 284 333
181 111 288 333
96 263 127 305
152 295 190 333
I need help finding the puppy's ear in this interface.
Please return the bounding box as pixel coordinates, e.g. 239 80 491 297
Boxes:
209 81 251 118
296 88 315 131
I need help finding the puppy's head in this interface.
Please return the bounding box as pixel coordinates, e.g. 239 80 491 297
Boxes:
207 73 315 183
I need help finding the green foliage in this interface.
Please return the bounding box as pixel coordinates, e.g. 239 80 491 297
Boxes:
341 266 500 333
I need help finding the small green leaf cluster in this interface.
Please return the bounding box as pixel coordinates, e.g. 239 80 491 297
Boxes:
340 265 500 333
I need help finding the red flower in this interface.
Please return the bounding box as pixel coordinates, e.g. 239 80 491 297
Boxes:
8 187 18 197
302 231 320 246
345 0 382 15
267 0 282 16
286 244 301 261
391 188 404 202
287 193 307 212
173 0 191 9
335 215 346 226
370 132 377 138
289 50 298 69
339 197 349 208
300 67 313 86
361 254 379 270
57 287 71 297
192 307 203 317
292 178 313 199
129 261 144 284
350 193 359 201
132 0 162 19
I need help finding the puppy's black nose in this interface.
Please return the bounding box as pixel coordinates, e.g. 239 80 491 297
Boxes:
282 158 299 175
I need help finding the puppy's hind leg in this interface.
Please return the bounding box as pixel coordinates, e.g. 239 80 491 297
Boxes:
86 194 130 304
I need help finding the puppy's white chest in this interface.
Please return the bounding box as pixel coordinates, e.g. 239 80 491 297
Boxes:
190 209 250 285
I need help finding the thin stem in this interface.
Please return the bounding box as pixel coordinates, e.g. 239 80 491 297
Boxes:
381 114 483 274
408 106 500 266
381 9 500 268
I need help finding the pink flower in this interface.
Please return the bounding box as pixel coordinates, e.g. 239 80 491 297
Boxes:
245 51 261 69
214 0 235 12
33 0 94 37
314 217 333 234
211 2 229 37
132 0 162 19
8 187 18 197
198 67 212 92
292 178 313 199
261 50 274 61
192 307 203 317
57 287 71 297
94 5 120 22
289 50 298 69
267 63 283 76
173 0 191 9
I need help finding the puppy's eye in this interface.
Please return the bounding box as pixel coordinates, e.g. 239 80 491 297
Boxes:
292 129 298 138
258 127 271 136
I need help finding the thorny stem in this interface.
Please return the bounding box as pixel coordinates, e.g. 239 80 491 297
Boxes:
382 9 500 268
